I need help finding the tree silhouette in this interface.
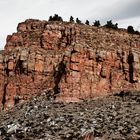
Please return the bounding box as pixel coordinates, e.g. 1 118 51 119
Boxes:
48 16 53 21
127 26 135 34
85 20 90 25
105 20 118 29
70 16 74 23
76 18 81 24
135 30 140 35
48 14 63 22
93 20 100 27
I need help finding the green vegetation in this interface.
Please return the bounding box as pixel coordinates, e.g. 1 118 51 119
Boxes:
127 26 140 35
69 16 74 23
76 18 82 24
85 20 90 25
93 20 100 27
47 14 140 35
127 26 135 34
48 14 63 22
105 20 118 30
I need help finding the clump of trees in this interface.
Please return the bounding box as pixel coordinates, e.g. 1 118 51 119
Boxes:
127 26 135 34
69 16 82 24
127 25 140 35
47 14 140 35
69 16 83 24
105 20 118 29
48 14 63 22
93 20 100 27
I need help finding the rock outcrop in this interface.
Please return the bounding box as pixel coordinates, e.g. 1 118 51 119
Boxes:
0 19 140 109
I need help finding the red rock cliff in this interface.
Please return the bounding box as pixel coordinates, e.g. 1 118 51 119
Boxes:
0 19 140 109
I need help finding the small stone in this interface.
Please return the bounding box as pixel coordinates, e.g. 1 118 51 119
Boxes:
7 123 20 134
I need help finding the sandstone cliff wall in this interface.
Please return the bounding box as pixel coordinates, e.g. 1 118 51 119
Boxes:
0 19 140 109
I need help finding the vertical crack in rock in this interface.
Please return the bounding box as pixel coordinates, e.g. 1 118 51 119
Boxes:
100 65 106 78
5 62 10 77
109 70 112 90
53 57 66 94
2 82 8 109
121 52 125 74
40 35 43 48
66 28 73 46
14 95 20 105
15 59 25 74
121 52 127 81
69 28 72 45
128 51 134 83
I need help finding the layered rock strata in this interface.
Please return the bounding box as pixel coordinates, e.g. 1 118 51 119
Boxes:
0 19 140 109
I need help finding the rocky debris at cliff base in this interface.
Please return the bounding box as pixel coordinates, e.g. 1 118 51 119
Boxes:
0 91 140 140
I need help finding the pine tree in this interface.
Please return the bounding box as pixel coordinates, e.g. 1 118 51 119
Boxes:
76 18 81 24
48 16 53 21
85 20 89 25
94 20 100 27
127 26 135 34
70 16 74 23
105 20 118 29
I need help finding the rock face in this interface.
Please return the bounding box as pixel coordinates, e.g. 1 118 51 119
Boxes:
0 19 140 109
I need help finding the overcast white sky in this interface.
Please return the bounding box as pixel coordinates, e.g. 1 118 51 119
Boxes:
0 0 140 49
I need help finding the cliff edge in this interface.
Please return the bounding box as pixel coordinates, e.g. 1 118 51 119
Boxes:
0 19 140 109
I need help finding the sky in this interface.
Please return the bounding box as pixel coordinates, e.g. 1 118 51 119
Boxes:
0 0 140 49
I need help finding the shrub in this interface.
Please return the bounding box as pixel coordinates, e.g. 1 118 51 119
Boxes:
48 14 63 22
69 16 74 23
48 16 53 21
85 20 90 25
105 20 118 29
93 20 100 27
127 26 135 34
135 30 140 35
76 18 81 24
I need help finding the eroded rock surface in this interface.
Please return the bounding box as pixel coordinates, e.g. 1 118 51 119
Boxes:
0 19 140 109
